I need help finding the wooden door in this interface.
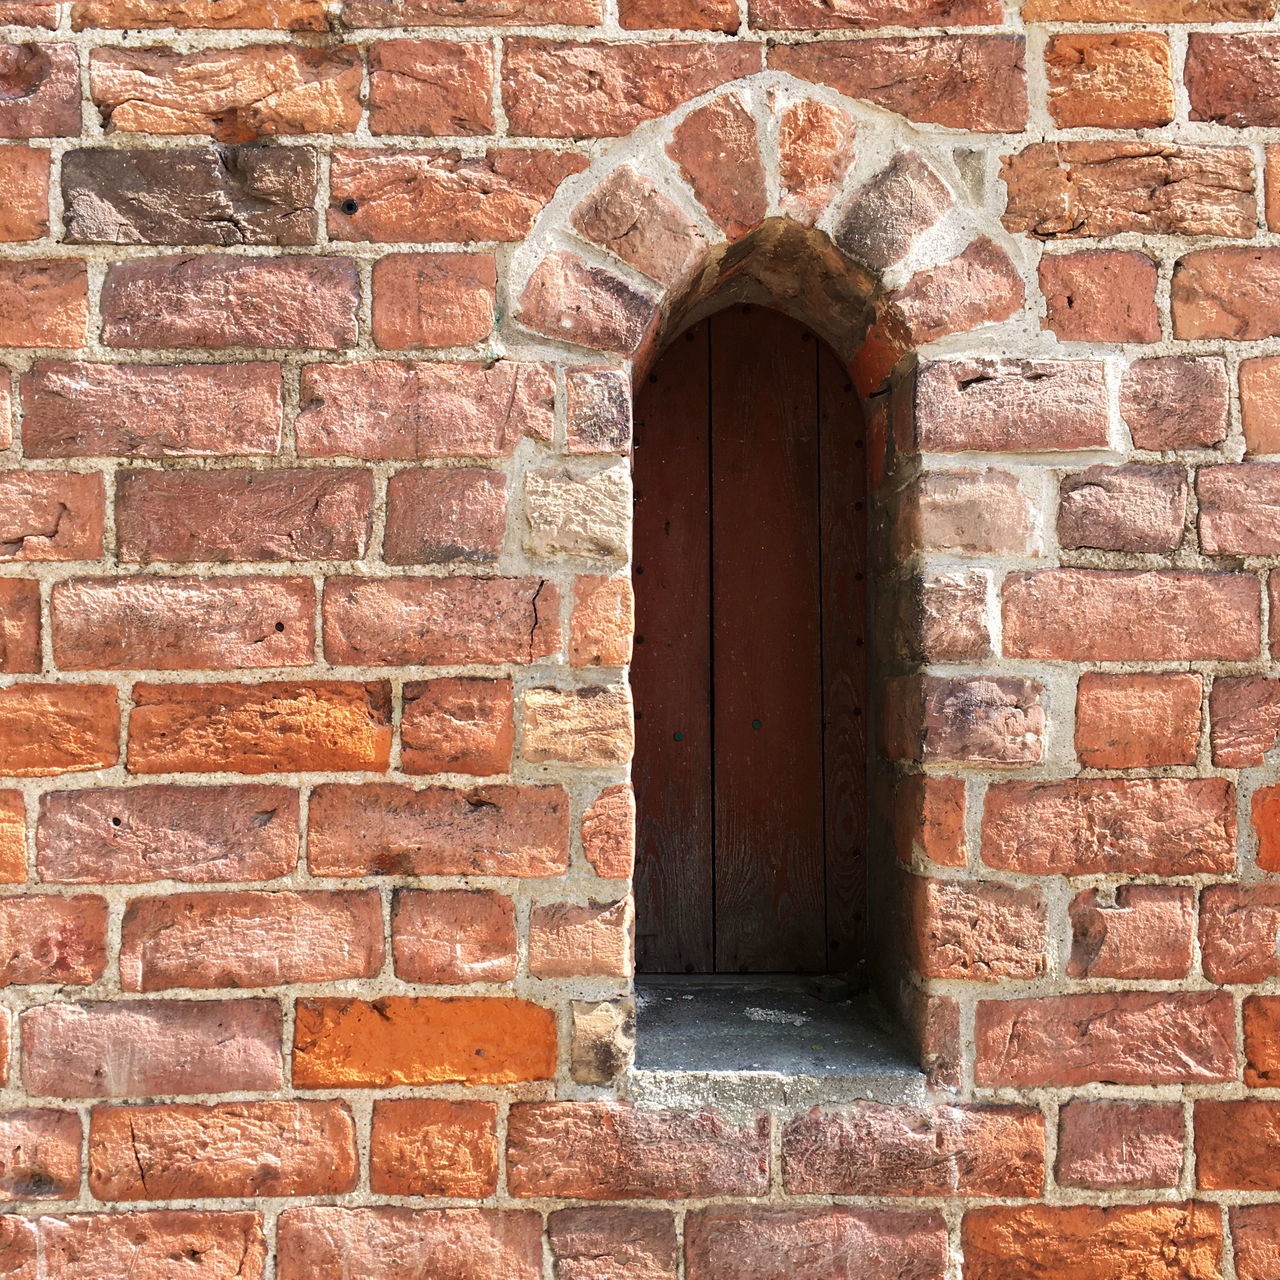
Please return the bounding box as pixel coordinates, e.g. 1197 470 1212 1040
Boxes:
632 306 868 975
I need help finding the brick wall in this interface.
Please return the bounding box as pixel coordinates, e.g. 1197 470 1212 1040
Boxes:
1 0 1280 1276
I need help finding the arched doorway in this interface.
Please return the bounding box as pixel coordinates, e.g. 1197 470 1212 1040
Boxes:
632 305 869 981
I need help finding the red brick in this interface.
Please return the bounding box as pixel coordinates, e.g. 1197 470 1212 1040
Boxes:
0 792 23 883
1074 672 1202 768
22 361 282 458
1001 142 1256 240
1056 1101 1183 1192
1197 1101 1280 1191
1046 33 1173 130
1199 464 1280 554
1200 885 1280 983
308 782 569 877
21 998 282 1097
0 685 119 777
293 996 556 1086
776 98 856 226
0 895 107 985
0 145 46 239
620 0 737 28
52 575 314 671
582 783 634 880
1210 676 1280 767
383 467 507 565
330 148 587 242
668 93 765 240
0 471 103 563
0 3 56 23
1233 1204 1280 1280
0 259 86 348
571 575 633 668
772 36 1026 132
128 681 392 775
75 0 324 23
507 1103 768 1199
115 468 371 564
503 40 760 137
783 1103 1043 1197
1241 358 1280 455
1027 0 1271 14
1188 35 1280 127
89 1100 357 1200
530 898 632 978
752 0 996 28
102 254 358 350
1040 250 1160 343
982 778 1235 876
0 44 79 137
1255 781 1280 873
345 0 600 20
372 253 496 350
39 1212 266 1280
905 874 1046 981
90 45 361 140
894 775 965 868
37 784 298 884
975 992 1236 1087
1244 996 1280 1087
963 1204 1223 1280
0 579 39 675
0 1109 80 1200
370 40 494 136
401 678 513 777
392 888 516 984
550 1209 677 1280
120 890 383 991
323 576 558 667
518 252 658 357
686 1208 947 1280
1173 249 1280 341
1003 570 1260 661
1121 356 1229 451
277 1207 542 1280
914 359 1108 453
1069 885 1195 980
0 1211 29 1277
371 1099 498 1197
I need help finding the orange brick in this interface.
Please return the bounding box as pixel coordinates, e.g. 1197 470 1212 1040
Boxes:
1047 34 1173 130
1075 673 1203 768
370 1099 498 1196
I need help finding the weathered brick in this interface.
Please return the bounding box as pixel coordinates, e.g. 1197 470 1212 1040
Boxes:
898 469 1036 557
1210 676 1280 767
0 259 86 347
0 791 23 883
1059 465 1187 554
344 0 600 21
975 992 1235 1086
835 149 952 272
75 0 324 23
0 471 102 562
102 254 359 350
0 685 119 777
277 1207 542 1280
771 36 1026 132
370 40 494 136
1199 464 1280 554
293 996 556 1086
530 898 633 977
323 577 559 666
22 362 282 458
1075 672 1202 769
894 775 965 868
1244 996 1280 1087
668 93 765 240
621 0 737 27
88 1101 357 1200
298 360 555 459
1000 142 1256 240
393 887 517 986
571 575 634 667
1174 249 1280 341
963 1204 1223 1280
1197 1101 1280 1191
1233 1204 1280 1280
0 1109 80 1200
1003 570 1260 661
507 1103 769 1199
518 253 658 357
119 890 384 991
503 40 761 137
886 675 1044 766
897 572 991 663
1039 250 1160 343
1188 35 1280 127
982 779 1235 876
1255 780 1280 872
128 681 392 775
582 783 634 879
1201 885 1280 983
90 45 361 140
383 467 507 565
1056 1101 1183 1191
686 1208 948 1280
783 1103 1043 1197
1026 0 1271 14
905 878 1047 981
0 145 47 240
371 1099 499 1197
0 895 107 985
52 576 315 670
372 253 496 350
753 0 996 27
21 998 282 1097
1046 33 1173 130
330 148 587 242
0 579 40 674
0 44 79 137
1241 357 1280 455
1120 355 1229 450
776 98 856 226
550 1209 677 1280
523 684 635 766
62 146 317 245
0 3 56 24
526 465 631 560
307 783 569 877
401 678 514 777
116 468 371 564
1069 885 1195 980
914 359 1108 453
37 784 298 884
571 999 634 1085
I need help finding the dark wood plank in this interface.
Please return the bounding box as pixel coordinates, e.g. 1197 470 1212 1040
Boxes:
711 306 826 974
632 323 714 974
818 339 869 975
